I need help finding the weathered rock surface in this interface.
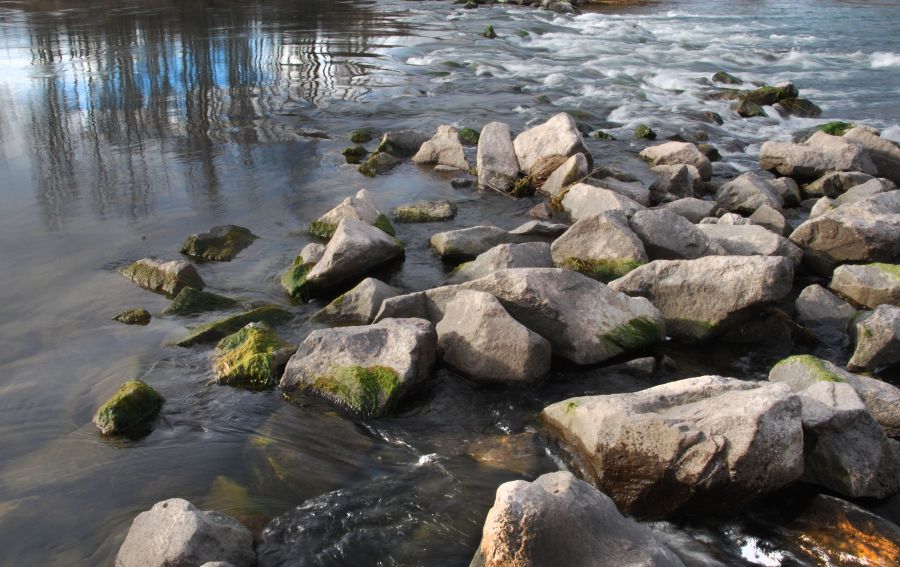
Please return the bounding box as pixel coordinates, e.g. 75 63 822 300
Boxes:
630 209 723 260
592 177 651 207
358 152 400 177
513 113 590 176
430 226 513 262
507 220 568 238
639 142 712 180
771 177 802 207
163 287 237 316
280 318 436 416
830 263 900 308
309 189 394 240
214 323 293 390
470 471 684 567
542 376 803 518
849 305 900 371
697 223 803 265
659 197 718 223
298 242 326 264
802 171 877 199
114 308 151 325
311 277 399 326
748 204 788 235
715 172 784 214
844 125 900 185
436 291 550 384
808 196 836 219
477 121 520 192
177 305 293 347
94 380 163 435
559 183 646 222
411 125 470 171
539 153 588 197
795 284 857 333
833 178 895 207
649 164 699 203
180 225 257 262
610 255 794 342
115 498 254 567
449 242 552 283
759 131 878 182
392 200 457 223
121 258 205 297
551 211 648 281
375 129 429 157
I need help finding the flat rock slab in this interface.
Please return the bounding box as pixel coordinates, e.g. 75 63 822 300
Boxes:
697 223 803 265
392 200 457 223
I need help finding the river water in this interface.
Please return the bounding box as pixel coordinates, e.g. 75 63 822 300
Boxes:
0 0 899 565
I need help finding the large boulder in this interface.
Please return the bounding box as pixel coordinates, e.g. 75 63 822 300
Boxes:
759 131 878 182
115 498 254 567
449 242 552 283
559 183 646 222
436 290 550 384
697 223 803 265
659 197 719 223
513 113 591 175
830 263 900 308
180 225 257 262
411 125 470 171
788 191 900 274
550 211 648 281
311 277 399 326
541 376 803 518
477 121 520 192
715 172 784 214
844 125 900 185
539 153 588 197
279 318 436 417
213 323 294 390
630 209 723 260
610 255 794 342
121 258 205 297
849 304 900 372
470 472 684 567
308 189 394 240
639 142 712 181
94 380 163 435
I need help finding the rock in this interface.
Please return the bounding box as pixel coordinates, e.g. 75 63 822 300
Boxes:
308 189 394 240
458 126 480 144
550 211 648 281
759 131 878 182
591 130 616 140
659 197 718 223
559 183 646 222
281 255 316 301
844 125 900 185
115 498 254 567
709 212 754 226
793 121 855 143
341 145 367 164
808 196 836 219
311 277 399 326
450 177 473 189
449 242 553 283
749 204 788 235
833 177 895 207
302 219 405 294
513 113 591 176
794 381 900 498
114 308 151 325
121 258 205 297
789 191 900 274
527 202 553 220
592 177 651 207
801 171 876 199
771 177 801 207
508 220 568 238
610 255 794 342
715 172 784 214
164 287 237 316
630 209 723 260
769 354 900 437
350 128 375 144
698 143 722 162
633 124 656 140
795 284 857 332
543 0 577 13
214 323 293 390
849 305 900 371
358 151 400 177
436 290 551 383
640 142 712 181
470 471 684 567
539 153 588 197
411 125 470 171
180 225 257 262
467 433 547 477
375 130 429 157
734 99 766 118
775 98 822 118
740 82 799 105
649 164 698 204
477 121 520 192
177 305 293 347
830 263 900 308
392 200 457 223
712 71 742 85
697 223 803 265
94 380 163 435
541 376 803 518
298 243 326 264
430 226 512 262
280 318 437 416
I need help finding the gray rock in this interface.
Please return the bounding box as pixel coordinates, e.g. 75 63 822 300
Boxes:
808 196 836 219
304 218 404 292
551 211 648 280
592 177 652 207
659 197 718 223
470 472 685 567
477 121 520 192
830 263 900 308
560 183 646 222
513 113 591 176
710 212 754 225
639 142 712 181
541 376 803 518
437 290 551 384
539 153 588 197
528 202 554 220
116 498 254 567
833 178 895 207
749 204 788 235
299 243 325 265
759 132 878 182
771 177 802 207
376 129 429 157
844 126 900 185
310 189 393 239
430 226 511 262
180 225 257 262
311 278 399 326
411 125 470 171
715 172 784 214
121 258 205 297
629 209 723 260
649 164 699 204
697 223 803 266
610 255 794 342
280 318 437 416
449 242 553 283
392 200 458 223
795 284 857 332
508 220 568 238
802 171 877 199
849 305 900 371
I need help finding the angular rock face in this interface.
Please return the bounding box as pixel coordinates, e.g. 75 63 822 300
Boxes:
513 113 591 175
539 152 588 197
795 284 857 334
121 258 205 297
309 189 394 240
299 242 326 265
311 277 399 326
715 172 784 214
759 132 878 182
748 204 788 235
830 263 900 308
844 125 900 185
507 220 568 238
649 163 699 203
802 170 877 199
180 225 257 262
559 183 646 222
280 318 437 417
449 242 553 283
592 177 651 207
610 255 794 342
94 380 163 435
630 209 723 260
470 472 685 567
849 305 900 371
411 125 470 171
659 197 718 223
639 141 712 180
436 290 551 384
541 376 803 519
771 176 801 207
176 305 293 347
809 196 836 219
214 323 294 390
789 191 900 274
116 498 254 567
833 178 895 207
697 223 803 266
477 121 520 192
551 211 648 281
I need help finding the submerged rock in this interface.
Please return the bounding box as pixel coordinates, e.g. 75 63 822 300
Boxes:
633 123 656 140
121 258 205 297
163 287 237 316
849 305 900 372
350 128 375 144
550 211 648 282
93 380 163 435
712 71 742 85
477 121 520 192
542 376 803 518
177 305 293 347
358 151 400 177
513 113 590 176
830 263 900 308
180 225 257 262
392 200 457 223
639 141 712 181
411 125 470 171
116 498 254 567
470 472 684 567
449 242 553 283
311 277 399 326
114 308 151 326
342 145 368 164
308 189 394 240
214 323 294 390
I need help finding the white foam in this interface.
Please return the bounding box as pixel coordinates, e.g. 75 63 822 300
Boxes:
882 125 900 143
872 52 900 68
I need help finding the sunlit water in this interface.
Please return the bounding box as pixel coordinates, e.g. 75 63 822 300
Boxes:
0 0 899 564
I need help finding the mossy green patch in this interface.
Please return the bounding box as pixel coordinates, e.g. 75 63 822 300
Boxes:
350 128 375 144
591 130 616 140
176 305 293 347
374 213 396 236
773 354 847 383
633 124 656 140
563 257 643 283
600 316 664 351
793 121 855 143
308 220 337 240
342 145 368 164
214 325 292 389
93 380 163 435
482 25 497 39
180 225 257 262
358 151 399 176
280 257 315 302
565 401 578 414
163 287 237 316
739 84 797 106
458 127 480 145
114 308 151 325
311 365 401 417
871 262 900 280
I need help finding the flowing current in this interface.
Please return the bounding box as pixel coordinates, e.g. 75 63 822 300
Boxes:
0 0 899 565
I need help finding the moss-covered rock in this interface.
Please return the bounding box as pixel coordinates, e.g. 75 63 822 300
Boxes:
392 200 458 223
734 99 766 118
482 25 497 39
458 127 481 145
121 258 205 297
600 316 665 351
311 365 402 417
777 98 822 118
373 214 396 236
591 130 616 140
280 256 315 301
739 83 799 106
342 145 368 164
633 124 656 140
114 308 151 325
350 128 375 144
358 151 400 177
711 71 743 85
771 354 847 383
93 380 163 435
698 143 721 162
703 111 724 125
307 220 337 240
180 225 258 262
793 121 855 143
176 305 293 347
214 323 294 390
163 287 238 316
562 257 644 283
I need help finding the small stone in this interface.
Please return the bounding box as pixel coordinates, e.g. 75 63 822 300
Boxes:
450 177 473 189
633 124 656 140
528 202 553 220
180 225 257 262
342 145 368 164
712 71 742 85
114 308 152 326
94 380 163 435
121 258 205 297
350 128 375 144
411 125 470 171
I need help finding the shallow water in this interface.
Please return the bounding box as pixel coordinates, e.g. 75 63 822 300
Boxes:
0 0 899 565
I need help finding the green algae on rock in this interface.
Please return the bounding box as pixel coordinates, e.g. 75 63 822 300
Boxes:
214 323 294 390
121 258 205 297
342 145 368 164
633 124 656 140
310 365 401 417
481 25 497 39
739 83 799 106
350 128 375 144
600 316 665 351
793 121 855 143
771 354 847 383
562 257 643 283
280 256 315 301
392 200 458 223
93 380 163 435
163 287 238 316
358 151 400 177
458 127 480 145
176 305 293 347
180 225 258 262
591 130 616 140
734 99 766 118
113 308 151 325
